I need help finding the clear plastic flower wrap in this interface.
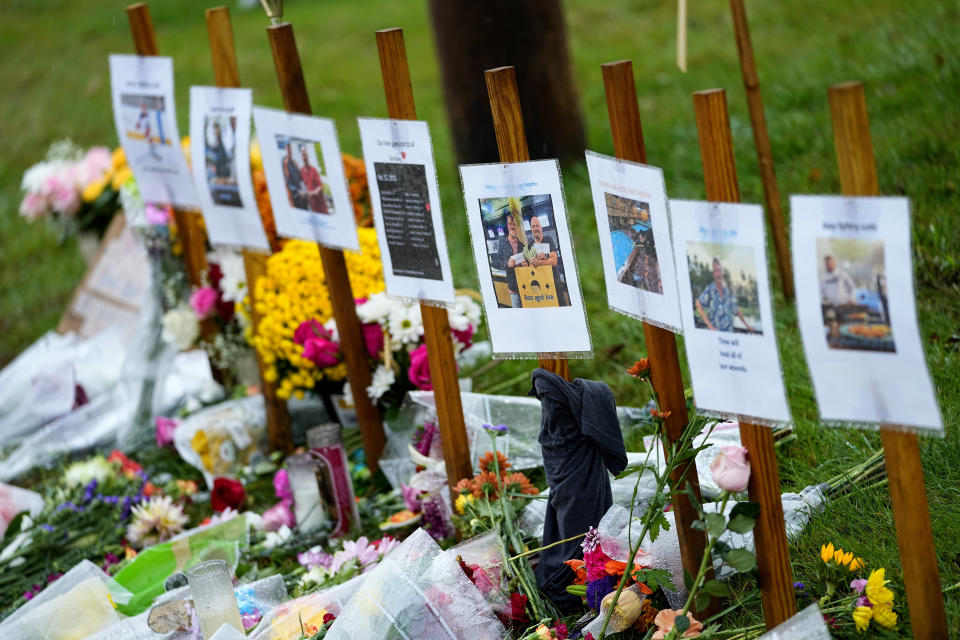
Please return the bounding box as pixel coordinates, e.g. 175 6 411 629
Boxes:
250 575 363 640
579 583 648 637
324 528 504 640
757 603 831 639
173 395 268 487
447 529 511 615
0 559 132 640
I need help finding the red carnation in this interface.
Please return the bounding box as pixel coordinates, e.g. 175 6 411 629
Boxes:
210 477 246 512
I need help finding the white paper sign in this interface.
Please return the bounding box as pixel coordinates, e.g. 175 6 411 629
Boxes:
252 106 358 250
671 200 790 425
459 160 591 357
189 87 268 251
357 118 454 304
109 55 199 209
791 195 941 433
585 151 682 332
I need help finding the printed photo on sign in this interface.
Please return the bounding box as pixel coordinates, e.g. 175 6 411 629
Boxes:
253 106 358 250
204 115 242 208
816 237 894 352
276 135 333 215
479 195 569 309
686 243 762 335
584 151 682 332
671 200 790 425
189 86 268 250
358 118 454 304
109 55 198 208
460 160 591 357
791 195 941 432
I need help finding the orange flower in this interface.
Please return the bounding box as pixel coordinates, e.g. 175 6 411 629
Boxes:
453 478 474 496
651 409 672 420
477 451 511 475
502 472 539 495
564 559 587 584
627 358 651 379
634 600 659 633
473 471 501 498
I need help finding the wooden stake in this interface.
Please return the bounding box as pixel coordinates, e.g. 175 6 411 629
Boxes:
693 88 796 628
828 81 946 640
125 2 220 365
729 0 794 302
265 22 386 471
600 60 715 614
205 6 293 453
375 28 473 493
484 66 570 381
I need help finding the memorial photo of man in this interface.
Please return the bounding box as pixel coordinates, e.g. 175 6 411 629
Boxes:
299 144 328 214
694 257 756 333
492 209 528 307
282 142 307 209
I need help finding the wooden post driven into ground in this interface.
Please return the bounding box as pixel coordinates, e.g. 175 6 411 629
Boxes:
205 6 293 454
693 88 796 628
827 81 947 640
728 0 793 302
125 2 220 351
374 28 472 493
600 60 714 614
265 22 386 470
484 66 570 381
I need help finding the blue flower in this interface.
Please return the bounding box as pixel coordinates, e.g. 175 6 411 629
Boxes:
482 423 509 437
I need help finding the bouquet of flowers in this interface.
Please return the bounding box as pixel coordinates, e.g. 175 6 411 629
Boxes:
19 139 131 238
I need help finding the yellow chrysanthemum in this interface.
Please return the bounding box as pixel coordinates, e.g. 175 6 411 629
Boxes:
820 543 835 564
454 493 476 515
852 606 872 632
82 177 109 203
872 602 897 629
865 568 894 605
848 557 864 572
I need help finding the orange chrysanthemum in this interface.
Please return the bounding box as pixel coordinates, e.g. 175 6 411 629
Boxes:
473 470 501 498
502 472 539 495
477 451 511 475
627 358 651 379
453 477 474 496
565 559 587 585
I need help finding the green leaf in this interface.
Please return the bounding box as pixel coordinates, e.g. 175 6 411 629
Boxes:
695 590 712 612
702 579 730 597
729 501 761 520
691 519 707 532
727 513 757 534
615 463 655 479
724 548 757 573
683 568 695 591
2 511 26 547
675 614 690 633
705 512 727 537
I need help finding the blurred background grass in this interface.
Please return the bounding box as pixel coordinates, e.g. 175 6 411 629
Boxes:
1 0 958 633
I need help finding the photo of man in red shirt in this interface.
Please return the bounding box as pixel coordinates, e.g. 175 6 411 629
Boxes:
299 145 328 214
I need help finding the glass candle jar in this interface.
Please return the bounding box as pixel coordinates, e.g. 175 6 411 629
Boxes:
286 452 327 532
307 423 359 537
185 559 243 639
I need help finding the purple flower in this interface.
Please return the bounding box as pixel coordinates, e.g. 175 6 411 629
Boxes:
421 497 449 541
482 423 509 437
84 479 99 503
273 469 293 506
56 502 81 513
401 484 422 512
582 526 602 553
120 495 133 520
40 524 54 532
850 578 868 595
298 546 334 571
585 575 617 611
412 421 438 456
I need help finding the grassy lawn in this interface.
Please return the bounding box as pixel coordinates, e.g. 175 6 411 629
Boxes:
1 0 958 634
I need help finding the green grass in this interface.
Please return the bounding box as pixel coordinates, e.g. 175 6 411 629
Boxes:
1 0 958 634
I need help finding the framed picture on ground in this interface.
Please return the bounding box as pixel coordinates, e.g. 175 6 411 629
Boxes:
109 55 198 209
671 200 790 425
459 160 591 358
189 86 268 251
585 151 682 332
791 195 941 433
357 118 454 305
252 106 358 251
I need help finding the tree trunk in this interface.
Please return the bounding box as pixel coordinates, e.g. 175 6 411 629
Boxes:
427 0 586 165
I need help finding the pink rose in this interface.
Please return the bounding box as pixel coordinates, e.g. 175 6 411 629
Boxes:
451 324 474 349
407 344 432 391
273 469 293 505
189 287 218 319
362 323 384 359
155 416 179 447
294 319 328 346
51 180 80 215
83 147 112 176
709 445 751 493
303 336 340 368
261 501 295 531
19 193 49 220
145 204 170 226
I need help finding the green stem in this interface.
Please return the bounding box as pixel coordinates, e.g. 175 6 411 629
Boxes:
509 532 587 562
675 491 731 626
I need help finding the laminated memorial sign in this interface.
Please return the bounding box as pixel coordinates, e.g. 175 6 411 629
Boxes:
459 160 591 358
670 200 790 425
585 151 682 331
252 106 358 251
189 87 269 251
109 55 198 209
357 118 454 304
791 195 942 433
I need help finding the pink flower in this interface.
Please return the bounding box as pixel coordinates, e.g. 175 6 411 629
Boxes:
273 469 293 506
298 546 333 570
51 179 80 215
189 287 218 320
375 536 400 558
302 336 340 368
401 483 422 512
709 445 751 493
362 323 384 359
341 536 380 570
81 147 111 181
294 319 328 346
145 204 170 226
155 416 179 447
452 325 474 349
261 501 295 532
19 192 49 220
851 578 868 595
653 609 703 639
407 344 432 391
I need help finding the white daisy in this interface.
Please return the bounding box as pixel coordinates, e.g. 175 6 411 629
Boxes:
126 496 188 548
387 303 423 345
356 292 393 325
366 364 396 401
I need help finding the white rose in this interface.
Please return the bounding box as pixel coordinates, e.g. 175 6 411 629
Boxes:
161 306 200 351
